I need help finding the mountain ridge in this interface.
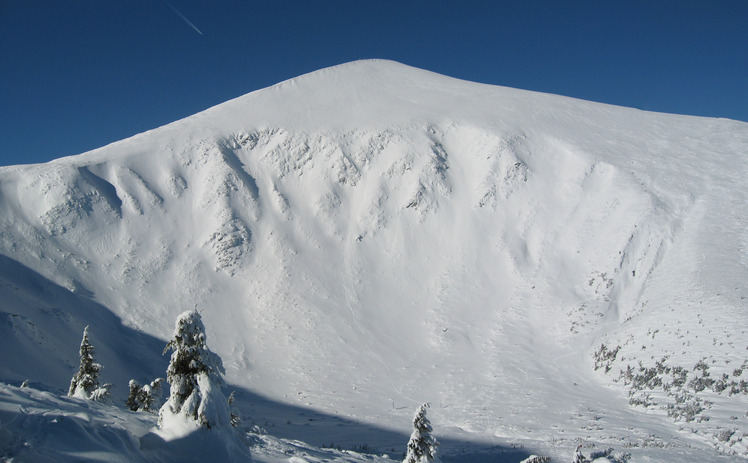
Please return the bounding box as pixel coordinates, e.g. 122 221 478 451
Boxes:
20 59 742 170
1 60 747 461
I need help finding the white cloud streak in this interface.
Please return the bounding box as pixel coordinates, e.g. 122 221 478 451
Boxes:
162 0 203 36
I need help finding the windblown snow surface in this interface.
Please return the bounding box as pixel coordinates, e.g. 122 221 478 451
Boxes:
1 60 747 462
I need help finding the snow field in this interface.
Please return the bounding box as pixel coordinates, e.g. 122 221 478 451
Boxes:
1 60 747 461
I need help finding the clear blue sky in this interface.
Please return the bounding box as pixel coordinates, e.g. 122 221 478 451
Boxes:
1 0 746 166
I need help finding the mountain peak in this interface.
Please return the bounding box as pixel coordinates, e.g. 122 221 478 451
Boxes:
1 62 747 461
196 58 495 131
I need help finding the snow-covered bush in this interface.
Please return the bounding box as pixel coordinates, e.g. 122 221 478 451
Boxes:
572 444 586 463
666 394 705 422
519 456 550 463
715 428 735 443
127 378 163 412
68 326 103 399
593 343 620 373
403 403 438 463
141 378 164 412
159 310 231 431
90 383 113 403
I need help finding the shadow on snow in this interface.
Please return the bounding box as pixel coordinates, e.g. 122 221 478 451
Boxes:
0 253 532 462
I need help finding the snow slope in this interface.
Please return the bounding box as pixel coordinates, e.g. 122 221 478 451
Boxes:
1 59 747 461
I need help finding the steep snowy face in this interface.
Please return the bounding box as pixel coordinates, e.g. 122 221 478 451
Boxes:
1 60 747 458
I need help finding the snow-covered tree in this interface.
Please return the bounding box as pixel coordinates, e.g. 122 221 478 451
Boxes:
520 456 551 463
68 326 101 399
159 310 231 430
126 380 141 411
140 378 163 412
127 378 164 412
403 403 439 463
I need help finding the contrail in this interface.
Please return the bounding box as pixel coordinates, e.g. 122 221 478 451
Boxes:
162 0 203 35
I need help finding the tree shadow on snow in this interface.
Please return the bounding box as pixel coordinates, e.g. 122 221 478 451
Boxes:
226 384 533 462
0 253 532 462
0 253 169 397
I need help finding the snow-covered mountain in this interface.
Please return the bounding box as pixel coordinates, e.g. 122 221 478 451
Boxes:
1 59 747 462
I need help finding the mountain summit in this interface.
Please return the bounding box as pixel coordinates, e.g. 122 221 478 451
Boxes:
1 60 747 461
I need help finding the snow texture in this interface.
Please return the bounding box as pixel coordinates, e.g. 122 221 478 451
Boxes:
1 60 747 462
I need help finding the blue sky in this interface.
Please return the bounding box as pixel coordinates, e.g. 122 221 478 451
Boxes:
1 1 746 166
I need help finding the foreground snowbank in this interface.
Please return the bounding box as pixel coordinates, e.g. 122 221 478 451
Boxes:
2 382 741 462
0 382 400 463
0 383 152 462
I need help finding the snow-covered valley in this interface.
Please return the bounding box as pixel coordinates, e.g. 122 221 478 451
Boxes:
1 60 747 462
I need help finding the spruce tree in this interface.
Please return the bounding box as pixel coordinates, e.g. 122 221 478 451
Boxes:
403 403 439 463
68 326 101 399
159 310 230 430
127 378 163 412
140 378 163 412
126 380 142 411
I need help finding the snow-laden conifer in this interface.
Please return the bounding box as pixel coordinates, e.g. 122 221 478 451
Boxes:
140 378 163 412
126 380 141 411
68 326 101 399
159 310 231 430
403 403 439 463
520 456 551 463
127 378 163 412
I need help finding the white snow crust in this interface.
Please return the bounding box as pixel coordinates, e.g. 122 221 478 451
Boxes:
1 59 747 462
